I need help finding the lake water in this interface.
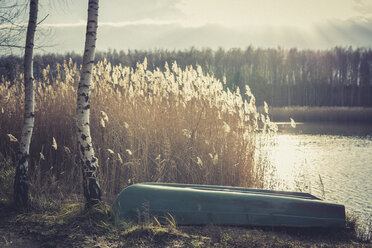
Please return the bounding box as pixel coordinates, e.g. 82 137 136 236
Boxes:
259 122 372 227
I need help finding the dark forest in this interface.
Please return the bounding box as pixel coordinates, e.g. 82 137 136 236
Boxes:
2 46 372 107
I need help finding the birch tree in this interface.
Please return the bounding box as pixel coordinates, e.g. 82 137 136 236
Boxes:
76 0 102 206
13 0 38 208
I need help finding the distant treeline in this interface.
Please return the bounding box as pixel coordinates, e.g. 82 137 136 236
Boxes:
1 46 372 107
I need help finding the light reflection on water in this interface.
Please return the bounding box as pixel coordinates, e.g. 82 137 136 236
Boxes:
259 122 372 224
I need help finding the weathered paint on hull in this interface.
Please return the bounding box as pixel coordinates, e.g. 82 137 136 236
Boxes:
112 182 345 228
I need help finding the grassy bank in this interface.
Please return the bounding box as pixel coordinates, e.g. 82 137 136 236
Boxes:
260 106 372 123
0 202 371 248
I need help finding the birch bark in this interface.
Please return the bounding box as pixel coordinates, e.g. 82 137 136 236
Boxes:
13 0 38 208
76 0 102 206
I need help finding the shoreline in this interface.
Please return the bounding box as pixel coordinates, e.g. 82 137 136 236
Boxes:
257 106 372 123
0 201 371 248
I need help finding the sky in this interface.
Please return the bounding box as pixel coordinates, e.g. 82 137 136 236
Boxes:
27 0 372 53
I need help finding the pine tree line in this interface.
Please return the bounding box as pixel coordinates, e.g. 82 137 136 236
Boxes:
1 46 372 106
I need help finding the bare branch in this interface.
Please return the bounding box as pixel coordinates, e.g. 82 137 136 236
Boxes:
0 44 24 48
37 13 48 25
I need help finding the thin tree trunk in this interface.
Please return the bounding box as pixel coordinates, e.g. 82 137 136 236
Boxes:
76 0 102 207
13 0 38 208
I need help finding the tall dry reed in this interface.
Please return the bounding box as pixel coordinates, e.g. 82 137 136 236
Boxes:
0 58 265 204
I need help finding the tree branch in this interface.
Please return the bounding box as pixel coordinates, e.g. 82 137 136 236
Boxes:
37 13 49 25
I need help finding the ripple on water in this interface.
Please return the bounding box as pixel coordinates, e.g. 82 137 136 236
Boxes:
260 132 372 225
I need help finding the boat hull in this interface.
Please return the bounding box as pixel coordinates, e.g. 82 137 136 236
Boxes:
112 182 345 228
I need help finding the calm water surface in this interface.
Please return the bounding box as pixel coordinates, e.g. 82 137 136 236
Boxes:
261 122 372 225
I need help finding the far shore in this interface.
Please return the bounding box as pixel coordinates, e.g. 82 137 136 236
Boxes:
257 106 372 123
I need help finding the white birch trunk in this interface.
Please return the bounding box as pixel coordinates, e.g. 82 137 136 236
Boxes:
77 0 102 206
13 0 38 208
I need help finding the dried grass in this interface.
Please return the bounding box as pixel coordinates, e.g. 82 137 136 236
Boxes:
0 58 268 204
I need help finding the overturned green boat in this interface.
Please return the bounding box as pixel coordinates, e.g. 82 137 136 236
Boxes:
112 182 345 228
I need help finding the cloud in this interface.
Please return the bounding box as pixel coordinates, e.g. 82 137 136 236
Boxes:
99 0 184 22
37 16 372 54
39 19 202 29
353 0 372 15
312 16 372 48
38 0 185 25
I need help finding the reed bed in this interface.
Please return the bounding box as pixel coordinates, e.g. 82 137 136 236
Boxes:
0 58 267 204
